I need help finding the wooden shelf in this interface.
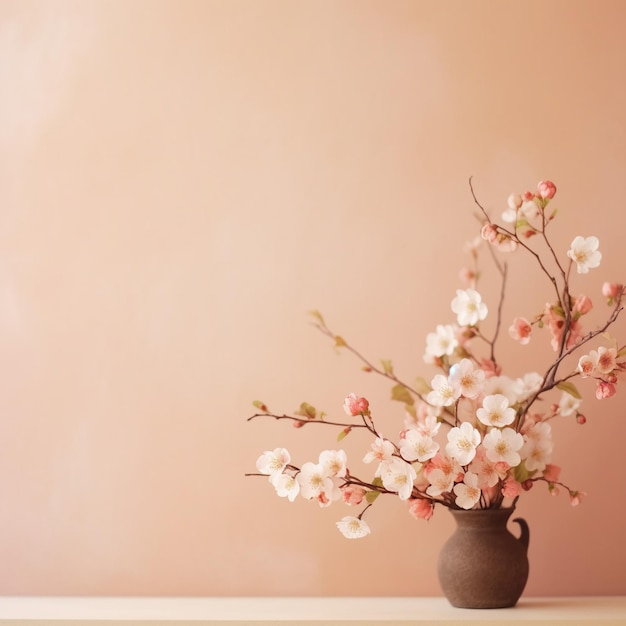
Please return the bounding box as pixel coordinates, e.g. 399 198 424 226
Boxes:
1 596 625 625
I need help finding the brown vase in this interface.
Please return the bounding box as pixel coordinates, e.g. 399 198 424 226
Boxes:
437 506 530 609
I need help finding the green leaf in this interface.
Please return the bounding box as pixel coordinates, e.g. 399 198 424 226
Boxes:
252 400 268 412
414 377 432 395
309 310 325 326
365 490 381 504
295 402 317 420
617 346 626 359
556 381 582 400
512 461 532 484
391 384 415 406
337 427 351 442
381 359 394 375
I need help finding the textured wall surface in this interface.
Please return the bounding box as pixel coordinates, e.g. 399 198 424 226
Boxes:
1 0 625 596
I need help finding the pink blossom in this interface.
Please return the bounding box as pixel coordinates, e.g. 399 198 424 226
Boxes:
502 477 522 498
597 346 617 374
603 283 622 298
602 282 623 301
573 295 593 316
408 497 434 521
481 222 498 243
543 303 584 351
508 317 532 345
543 464 561 482
343 393 369 416
480 223 518 252
342 485 367 506
569 490 586 506
596 381 616 399
537 180 557 199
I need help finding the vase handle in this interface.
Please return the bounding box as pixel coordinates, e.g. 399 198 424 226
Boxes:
512 517 530 550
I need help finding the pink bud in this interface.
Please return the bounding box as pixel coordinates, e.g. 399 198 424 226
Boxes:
573 295 593 315
576 414 587 425
596 381 616 400
408 497 434 521
480 222 498 243
343 393 370 416
602 282 623 300
537 180 557 199
543 464 561 482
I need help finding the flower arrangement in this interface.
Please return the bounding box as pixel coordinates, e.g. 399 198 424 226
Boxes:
247 180 625 539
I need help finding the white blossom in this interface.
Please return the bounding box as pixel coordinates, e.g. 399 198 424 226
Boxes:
451 288 488 327
567 235 601 274
446 422 481 466
336 516 371 539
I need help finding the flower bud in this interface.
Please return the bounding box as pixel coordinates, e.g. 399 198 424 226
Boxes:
537 180 557 199
507 193 523 210
573 294 593 315
576 414 587 425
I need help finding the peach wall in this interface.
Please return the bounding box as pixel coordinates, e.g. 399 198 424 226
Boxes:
1 0 626 597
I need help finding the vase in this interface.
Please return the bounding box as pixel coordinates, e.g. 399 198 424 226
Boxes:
437 506 530 609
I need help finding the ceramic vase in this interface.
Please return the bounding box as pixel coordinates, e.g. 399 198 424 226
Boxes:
437 506 530 609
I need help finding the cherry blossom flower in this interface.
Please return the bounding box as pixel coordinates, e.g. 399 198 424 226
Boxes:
573 294 593 316
336 516 371 539
568 491 586 507
256 448 291 479
520 422 553 473
482 427 524 467
469 447 506 488
415 412 442 438
453 471 481 509
477 394 516 428
596 381 616 399
509 317 532 345
596 346 617 375
445 422 481 466
502 193 523 222
482 375 519 405
272 473 300 502
481 223 518 251
558 392 581 417
363 437 395 469
514 372 543 402
424 324 458 361
427 373 460 407
341 485 367 506
408 497 434 521
577 351 598 377
502 476 522 499
319 449 348 478
343 393 369 416
400 429 440 463
543 464 561 482
451 288 488 327
448 358 485 398
379 457 417 500
602 282 623 305
297 461 336 504
536 180 557 199
426 467 456 497
567 236 602 274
